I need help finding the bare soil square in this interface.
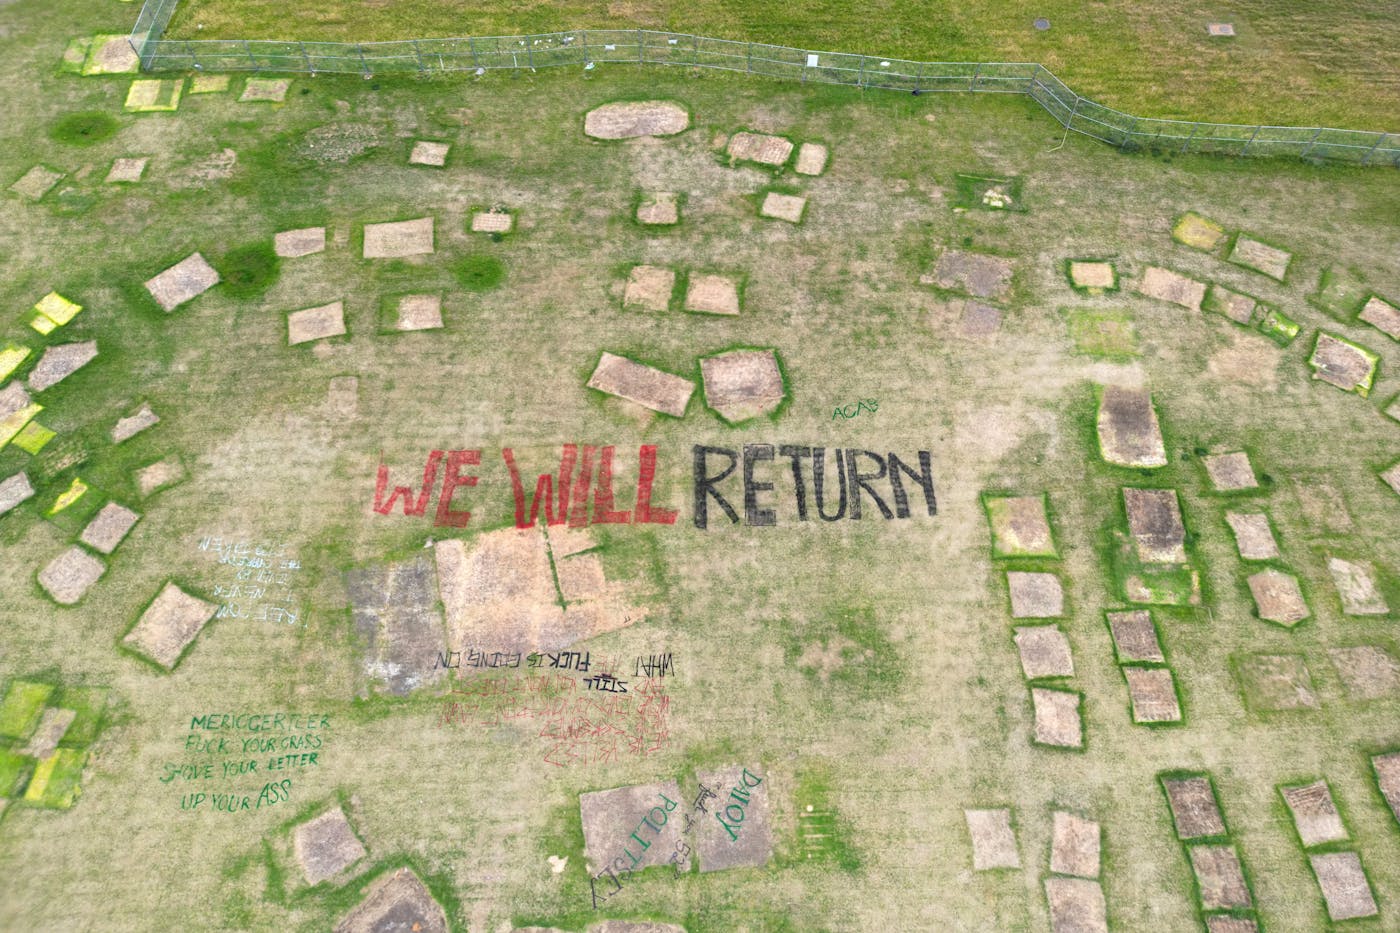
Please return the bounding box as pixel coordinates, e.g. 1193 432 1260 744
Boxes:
1190 845 1252 910
288 302 347 345
409 140 450 166
28 341 98 392
327 376 358 420
1107 610 1164 663
1224 512 1278 561
1310 852 1378 921
1123 488 1187 563
345 556 446 697
1326 557 1388 615
123 582 218 669
760 192 806 223
1031 687 1082 748
240 78 291 102
0 472 35 515
1124 667 1181 723
1358 295 1400 340
1292 478 1354 533
363 217 434 258
188 74 229 94
1163 776 1226 839
1308 332 1378 396
726 131 793 166
1205 917 1258 933
1382 462 1400 497
580 781 690 873
1013 626 1074 679
394 294 443 331
964 808 1019 870
144 253 220 312
960 301 1001 338
471 210 513 234
684 274 741 316
37 547 106 605
1328 646 1400 700
274 227 326 258
1203 285 1258 325
932 250 1013 301
700 349 785 423
21 708 76 759
1246 571 1309 627
83 35 139 74
1203 452 1257 491
1136 266 1206 311
623 265 675 312
1373 752 1400 824
1068 261 1116 291
135 456 185 497
1044 877 1107 933
79 503 140 554
334 867 447 933
105 158 147 184
795 143 828 175
587 353 694 417
1097 385 1167 468
1172 212 1227 251
1050 811 1100 878
1238 654 1318 710
985 495 1056 557
636 192 679 226
1228 236 1291 281
1280 781 1347 848
584 101 689 139
1008 572 1064 618
10 166 63 200
694 764 773 872
111 403 159 443
293 806 367 886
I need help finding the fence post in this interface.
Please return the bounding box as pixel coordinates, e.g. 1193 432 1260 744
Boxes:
356 43 369 76
412 39 425 73
187 40 198 71
914 61 923 92
693 32 699 66
856 55 865 88
526 41 534 69
969 62 981 91
244 39 258 72
1179 122 1199 154
1124 116 1140 148
1240 124 1261 155
580 30 588 66
746 42 752 74
1299 126 1324 159
300 41 312 73
637 29 643 64
1063 94 1082 131
469 36 478 68
1361 132 1388 165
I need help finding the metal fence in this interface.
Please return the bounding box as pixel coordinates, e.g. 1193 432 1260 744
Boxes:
128 1 1398 167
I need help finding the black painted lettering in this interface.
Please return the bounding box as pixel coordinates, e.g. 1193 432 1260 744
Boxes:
888 450 937 517
846 449 893 520
692 446 739 529
742 444 777 526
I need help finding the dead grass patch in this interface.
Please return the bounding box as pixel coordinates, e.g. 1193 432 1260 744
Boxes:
1238 654 1318 710
1096 385 1166 468
1031 687 1082 748
122 582 218 670
1326 557 1388 616
1007 572 1064 619
1106 610 1163 663
964 808 1019 870
333 867 447 933
79 503 140 554
1328 646 1400 701
700 349 785 424
1280 781 1347 848
1189 844 1252 910
144 253 220 312
584 101 689 139
588 352 694 417
1136 266 1206 311
1123 488 1187 564
1013 626 1074 680
1246 571 1309 627
1310 852 1377 921
1044 877 1107 933
623 265 674 312
1124 667 1181 723
37 547 105 605
1224 512 1278 561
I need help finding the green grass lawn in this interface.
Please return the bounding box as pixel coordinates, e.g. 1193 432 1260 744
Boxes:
162 0 1400 129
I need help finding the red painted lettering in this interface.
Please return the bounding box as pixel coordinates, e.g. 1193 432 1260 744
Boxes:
503 445 578 528
372 451 444 516
633 445 677 525
433 450 480 527
590 446 632 525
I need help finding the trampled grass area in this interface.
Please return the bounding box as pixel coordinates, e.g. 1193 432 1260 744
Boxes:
162 0 1400 129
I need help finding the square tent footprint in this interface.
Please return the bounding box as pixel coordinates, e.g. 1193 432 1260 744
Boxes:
275 227 326 258
964 808 1019 870
1050 812 1100 878
579 781 690 874
1031 688 1082 748
1238 653 1318 710
240 78 291 102
471 210 513 234
1068 260 1117 292
1247 571 1309 626
587 353 694 417
985 495 1056 557
1372 752 1400 824
693 764 773 872
1358 295 1400 341
1382 462 1400 498
1326 557 1388 616
700 349 785 424
1280 781 1347 848
1328 646 1400 701
1310 852 1378 921
363 217 434 258
1308 332 1378 396
1162 775 1226 839
1202 452 1257 491
960 301 1002 338
0 471 35 516
394 294 443 331
1008 572 1064 618
111 403 159 443
189 74 230 94
1106 610 1164 663
124 79 182 112
1013 626 1074 679
1224 512 1278 560
334 867 447 933
79 503 140 554
1123 667 1181 723
623 265 675 312
1096 385 1167 468
288 302 347 346
1172 212 1227 251
37 547 106 605
759 192 806 223
726 132 793 166
144 253 220 312
409 141 450 166
1136 266 1206 311
1203 284 1258 325
932 250 1013 301
1044 877 1107 933
1228 235 1291 281
27 341 98 392
105 158 147 184
293 806 368 886
636 192 680 226
684 274 741 315
122 582 218 669
82 34 140 74
135 456 185 497
1123 488 1187 563
10 166 64 200
1190 845 1252 910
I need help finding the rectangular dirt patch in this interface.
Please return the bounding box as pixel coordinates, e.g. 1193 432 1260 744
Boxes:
1190 844 1252 910
1162 775 1225 839
985 494 1056 557
623 265 675 312
1044 877 1107 933
1124 667 1181 723
1246 571 1309 627
1123 488 1187 563
1372 752 1400 825
932 249 1013 301
587 353 694 417
1097 385 1167 468
727 132 793 166
694 764 773 872
1106 610 1163 663
1228 235 1291 281
123 582 218 670
345 556 446 697
144 253 220 312
1310 852 1378 920
1013 626 1074 679
1224 512 1278 560
1031 687 1082 748
1050 811 1100 878
1238 653 1318 710
1280 781 1347 848
1329 646 1400 701
363 217 434 258
964 808 1019 870
1137 266 1206 311
684 274 741 315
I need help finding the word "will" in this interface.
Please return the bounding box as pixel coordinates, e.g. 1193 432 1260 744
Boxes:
832 399 879 420
591 791 680 908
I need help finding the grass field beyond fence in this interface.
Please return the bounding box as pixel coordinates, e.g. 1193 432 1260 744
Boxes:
159 0 1400 129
